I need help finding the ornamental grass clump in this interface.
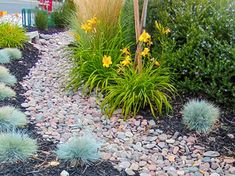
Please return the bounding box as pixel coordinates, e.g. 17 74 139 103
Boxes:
0 132 37 163
182 99 220 133
0 106 27 131
0 23 27 48
56 135 101 164
4 48 22 60
0 66 17 86
0 50 11 64
0 83 16 100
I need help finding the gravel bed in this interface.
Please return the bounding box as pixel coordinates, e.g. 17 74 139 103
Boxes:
20 32 235 176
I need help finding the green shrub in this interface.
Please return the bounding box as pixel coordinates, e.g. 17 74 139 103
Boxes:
51 0 76 28
0 83 16 100
0 66 17 86
0 132 37 163
0 50 10 64
148 0 235 107
0 106 27 131
4 48 22 60
182 99 220 133
35 10 48 30
101 64 175 119
0 23 27 48
56 135 101 164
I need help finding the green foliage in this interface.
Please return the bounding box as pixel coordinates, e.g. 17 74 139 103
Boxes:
35 10 48 30
51 0 76 28
4 48 22 60
0 66 17 86
0 106 27 131
0 132 37 163
182 99 220 133
120 0 135 45
0 50 10 64
148 0 235 107
56 135 101 164
0 83 16 100
101 64 175 119
0 23 27 48
69 31 127 93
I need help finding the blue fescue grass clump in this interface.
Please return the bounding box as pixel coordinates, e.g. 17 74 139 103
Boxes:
0 83 16 100
56 135 101 164
0 132 37 163
0 49 10 64
0 66 17 86
182 99 220 133
4 48 22 60
0 106 27 131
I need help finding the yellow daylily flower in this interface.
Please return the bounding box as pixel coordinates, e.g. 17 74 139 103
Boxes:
81 23 92 33
87 16 97 25
139 30 151 43
121 56 131 66
102 55 112 68
164 28 171 34
141 48 150 57
155 60 160 67
120 48 130 55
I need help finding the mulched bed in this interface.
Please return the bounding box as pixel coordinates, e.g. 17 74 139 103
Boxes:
141 92 235 157
0 42 125 176
26 27 66 35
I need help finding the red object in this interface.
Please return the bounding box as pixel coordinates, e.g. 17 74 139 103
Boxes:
38 0 53 12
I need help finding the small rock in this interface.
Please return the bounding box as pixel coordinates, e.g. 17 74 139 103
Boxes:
148 164 157 171
125 131 133 137
148 120 156 126
203 151 220 157
125 168 135 175
119 161 131 169
173 146 179 154
224 157 235 164
130 163 139 170
210 173 220 176
229 167 235 174
60 170 69 176
199 163 210 171
139 161 147 167
166 139 175 144
158 142 166 148
202 157 211 162
158 134 167 141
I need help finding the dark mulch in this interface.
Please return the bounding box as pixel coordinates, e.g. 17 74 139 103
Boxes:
141 92 235 157
26 27 66 35
0 42 125 176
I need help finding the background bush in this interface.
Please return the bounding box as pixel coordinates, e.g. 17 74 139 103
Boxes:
182 99 220 133
0 23 27 48
147 0 235 108
0 106 27 131
56 135 101 164
0 132 37 163
35 10 48 30
51 0 76 28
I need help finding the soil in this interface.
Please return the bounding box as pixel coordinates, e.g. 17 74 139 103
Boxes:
141 92 235 157
0 42 126 176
